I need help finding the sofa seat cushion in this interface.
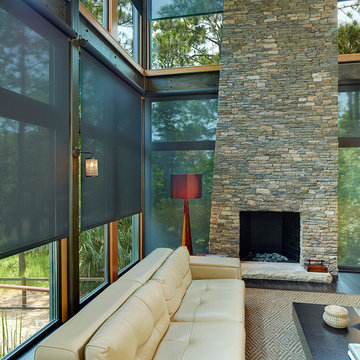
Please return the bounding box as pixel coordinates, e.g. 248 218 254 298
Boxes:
171 279 245 323
153 321 245 360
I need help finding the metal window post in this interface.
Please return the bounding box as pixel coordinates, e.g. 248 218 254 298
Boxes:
68 0 81 318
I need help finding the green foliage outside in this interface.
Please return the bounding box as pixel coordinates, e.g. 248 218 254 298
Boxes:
1 310 22 357
0 247 49 287
79 217 134 297
81 0 223 68
117 0 136 56
338 92 360 137
338 91 360 266
152 13 223 68
338 1 360 54
338 148 360 266
81 0 136 57
79 225 105 298
0 248 48 357
80 0 103 24
117 216 133 270
338 21 360 54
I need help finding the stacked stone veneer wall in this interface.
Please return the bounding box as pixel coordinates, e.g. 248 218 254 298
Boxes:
209 0 338 274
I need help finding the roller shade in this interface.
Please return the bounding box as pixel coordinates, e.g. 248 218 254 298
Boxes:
80 49 142 231
0 1 69 259
148 0 224 21
132 0 143 16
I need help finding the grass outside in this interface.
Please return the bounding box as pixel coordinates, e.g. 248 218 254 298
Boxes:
0 246 50 357
0 248 49 287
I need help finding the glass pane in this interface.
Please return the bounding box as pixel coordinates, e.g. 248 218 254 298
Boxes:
338 1 360 54
151 13 223 69
79 225 106 299
81 0 104 25
149 0 224 21
151 99 218 142
146 150 214 255
117 214 139 271
0 8 50 104
0 243 57 357
338 148 360 266
117 0 139 59
338 91 360 137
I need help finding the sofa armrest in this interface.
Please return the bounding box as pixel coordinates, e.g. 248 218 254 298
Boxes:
189 255 241 280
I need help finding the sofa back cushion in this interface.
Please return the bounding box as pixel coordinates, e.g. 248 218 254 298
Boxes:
120 248 173 285
85 281 169 360
152 246 192 317
35 280 141 360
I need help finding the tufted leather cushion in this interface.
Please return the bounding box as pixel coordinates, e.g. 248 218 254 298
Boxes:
172 279 245 323
189 255 241 280
85 281 170 360
121 248 173 285
35 280 141 360
152 246 192 317
153 321 246 360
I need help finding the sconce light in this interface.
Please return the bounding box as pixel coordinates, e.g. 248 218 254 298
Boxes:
85 158 98 177
72 147 99 178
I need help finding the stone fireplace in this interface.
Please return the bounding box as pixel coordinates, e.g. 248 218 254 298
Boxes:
209 0 338 275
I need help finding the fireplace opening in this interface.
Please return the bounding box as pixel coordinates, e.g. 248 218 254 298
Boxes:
240 211 300 263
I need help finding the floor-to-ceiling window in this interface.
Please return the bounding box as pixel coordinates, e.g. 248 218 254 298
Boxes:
0 1 70 356
145 97 218 255
338 86 360 267
337 0 360 268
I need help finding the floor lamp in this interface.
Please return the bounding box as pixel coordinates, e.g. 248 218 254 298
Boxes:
171 174 202 255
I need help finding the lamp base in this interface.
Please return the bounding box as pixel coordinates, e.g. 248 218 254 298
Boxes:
182 199 193 255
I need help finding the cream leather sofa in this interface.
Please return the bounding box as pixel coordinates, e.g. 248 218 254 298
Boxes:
35 247 245 360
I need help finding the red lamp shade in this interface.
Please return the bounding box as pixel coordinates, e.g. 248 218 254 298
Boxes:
171 174 202 199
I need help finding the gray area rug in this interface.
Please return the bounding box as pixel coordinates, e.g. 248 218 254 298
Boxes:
245 288 360 360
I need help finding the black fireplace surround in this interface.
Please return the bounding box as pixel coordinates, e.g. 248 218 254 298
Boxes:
240 211 300 262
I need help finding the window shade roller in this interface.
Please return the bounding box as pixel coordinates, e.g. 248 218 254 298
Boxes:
132 0 144 16
0 1 69 259
80 49 142 231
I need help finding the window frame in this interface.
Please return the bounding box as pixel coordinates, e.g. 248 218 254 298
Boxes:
1 241 61 360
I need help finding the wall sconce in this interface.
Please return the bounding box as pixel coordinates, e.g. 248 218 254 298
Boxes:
85 158 98 177
72 147 99 178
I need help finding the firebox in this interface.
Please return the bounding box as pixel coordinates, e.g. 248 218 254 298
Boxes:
239 211 300 262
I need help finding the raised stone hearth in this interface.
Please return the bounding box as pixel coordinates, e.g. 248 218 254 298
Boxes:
241 262 332 283
209 0 338 277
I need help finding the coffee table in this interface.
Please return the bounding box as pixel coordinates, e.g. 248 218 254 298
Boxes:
292 302 360 360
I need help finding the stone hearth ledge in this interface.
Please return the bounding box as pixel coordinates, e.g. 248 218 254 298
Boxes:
241 262 332 283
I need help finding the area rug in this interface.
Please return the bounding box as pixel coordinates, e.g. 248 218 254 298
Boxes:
245 288 360 360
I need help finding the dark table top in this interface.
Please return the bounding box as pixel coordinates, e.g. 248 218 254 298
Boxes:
292 302 360 360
